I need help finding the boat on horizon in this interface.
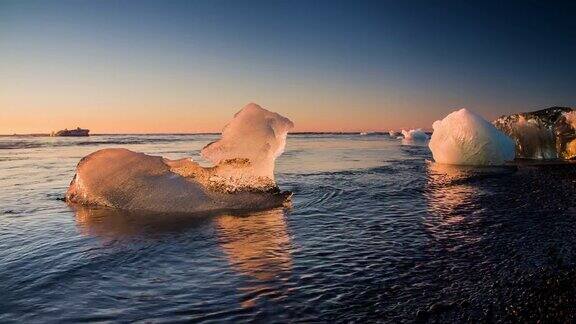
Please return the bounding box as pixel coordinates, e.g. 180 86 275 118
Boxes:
51 127 90 137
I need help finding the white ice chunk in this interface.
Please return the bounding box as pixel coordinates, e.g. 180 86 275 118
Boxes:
401 129 429 141
201 103 294 181
66 103 294 213
66 148 290 213
429 108 515 166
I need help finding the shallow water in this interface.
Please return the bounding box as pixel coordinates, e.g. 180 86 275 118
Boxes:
2 134 576 322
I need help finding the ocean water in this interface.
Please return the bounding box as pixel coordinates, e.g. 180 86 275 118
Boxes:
1 134 576 322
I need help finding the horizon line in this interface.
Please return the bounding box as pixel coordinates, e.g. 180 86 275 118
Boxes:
0 130 433 137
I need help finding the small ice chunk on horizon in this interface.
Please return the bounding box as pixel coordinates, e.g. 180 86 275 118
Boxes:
401 129 429 141
429 108 515 166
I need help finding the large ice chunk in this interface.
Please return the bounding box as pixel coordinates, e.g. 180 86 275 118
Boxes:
201 103 294 180
66 148 291 213
561 111 576 159
493 107 576 159
66 103 294 213
429 108 515 166
401 129 429 141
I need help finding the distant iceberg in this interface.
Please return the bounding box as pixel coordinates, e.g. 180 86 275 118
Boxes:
493 107 576 159
66 103 294 213
429 109 515 166
401 129 429 141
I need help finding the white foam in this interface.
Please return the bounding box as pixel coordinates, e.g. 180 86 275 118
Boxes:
429 108 515 166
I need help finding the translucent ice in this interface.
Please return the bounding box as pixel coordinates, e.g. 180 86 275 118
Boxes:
201 103 294 180
563 111 576 128
493 107 576 159
401 129 429 141
493 115 556 159
429 108 515 166
66 103 294 213
560 111 576 159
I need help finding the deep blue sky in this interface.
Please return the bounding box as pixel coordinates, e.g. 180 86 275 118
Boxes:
1 0 575 133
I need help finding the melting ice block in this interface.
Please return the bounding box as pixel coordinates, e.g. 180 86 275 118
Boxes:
493 107 576 159
429 109 515 166
201 103 294 180
66 103 294 213
401 129 429 141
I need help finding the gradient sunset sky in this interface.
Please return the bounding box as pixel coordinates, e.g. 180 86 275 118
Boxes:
1 0 575 134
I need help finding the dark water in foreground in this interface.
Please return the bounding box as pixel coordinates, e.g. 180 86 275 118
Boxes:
2 134 576 323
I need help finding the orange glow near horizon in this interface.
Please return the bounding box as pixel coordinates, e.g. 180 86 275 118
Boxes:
1 89 464 134
0 102 441 135
1 1 573 136
0 41 492 135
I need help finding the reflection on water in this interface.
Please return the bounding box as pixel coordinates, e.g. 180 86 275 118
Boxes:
424 163 516 240
419 162 576 322
6 134 576 322
216 209 292 308
427 163 483 218
216 209 292 282
74 205 213 242
73 204 293 309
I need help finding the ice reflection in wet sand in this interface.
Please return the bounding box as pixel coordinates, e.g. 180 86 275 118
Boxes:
425 163 516 229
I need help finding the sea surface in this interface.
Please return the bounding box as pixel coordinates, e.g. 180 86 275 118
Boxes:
2 134 576 323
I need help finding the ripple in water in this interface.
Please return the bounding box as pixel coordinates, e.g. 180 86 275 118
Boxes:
1 134 576 322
